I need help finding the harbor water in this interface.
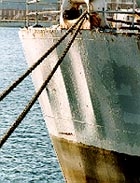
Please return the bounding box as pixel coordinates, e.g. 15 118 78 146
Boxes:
0 27 64 183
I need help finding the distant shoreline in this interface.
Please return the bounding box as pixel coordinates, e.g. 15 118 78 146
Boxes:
0 20 26 27
0 20 56 27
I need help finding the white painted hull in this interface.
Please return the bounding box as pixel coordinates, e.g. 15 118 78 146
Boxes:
19 27 140 182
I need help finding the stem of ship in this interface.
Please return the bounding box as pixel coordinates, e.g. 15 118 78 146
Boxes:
0 14 87 148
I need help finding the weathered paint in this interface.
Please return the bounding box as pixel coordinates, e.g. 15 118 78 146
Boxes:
19 27 140 182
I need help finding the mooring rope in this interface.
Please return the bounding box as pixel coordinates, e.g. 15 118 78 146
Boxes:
0 14 87 148
0 11 88 102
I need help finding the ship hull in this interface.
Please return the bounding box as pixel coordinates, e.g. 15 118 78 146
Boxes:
19 27 140 182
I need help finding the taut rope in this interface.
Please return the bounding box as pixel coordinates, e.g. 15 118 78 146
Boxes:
0 11 88 102
0 12 87 148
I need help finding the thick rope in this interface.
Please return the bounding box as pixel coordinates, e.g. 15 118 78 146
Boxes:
0 11 88 101
0 14 86 148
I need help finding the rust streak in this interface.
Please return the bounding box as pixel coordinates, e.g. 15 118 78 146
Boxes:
59 132 73 136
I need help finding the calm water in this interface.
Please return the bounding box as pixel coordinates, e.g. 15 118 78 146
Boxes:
0 27 64 183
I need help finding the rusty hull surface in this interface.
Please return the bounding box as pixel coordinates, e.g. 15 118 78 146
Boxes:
52 135 140 183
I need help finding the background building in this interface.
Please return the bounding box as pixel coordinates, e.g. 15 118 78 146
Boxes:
0 0 58 21
0 0 139 22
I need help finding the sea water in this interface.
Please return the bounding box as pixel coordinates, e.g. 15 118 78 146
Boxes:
0 27 64 183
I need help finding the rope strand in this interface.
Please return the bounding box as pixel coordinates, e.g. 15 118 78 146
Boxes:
0 11 88 101
0 14 87 148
